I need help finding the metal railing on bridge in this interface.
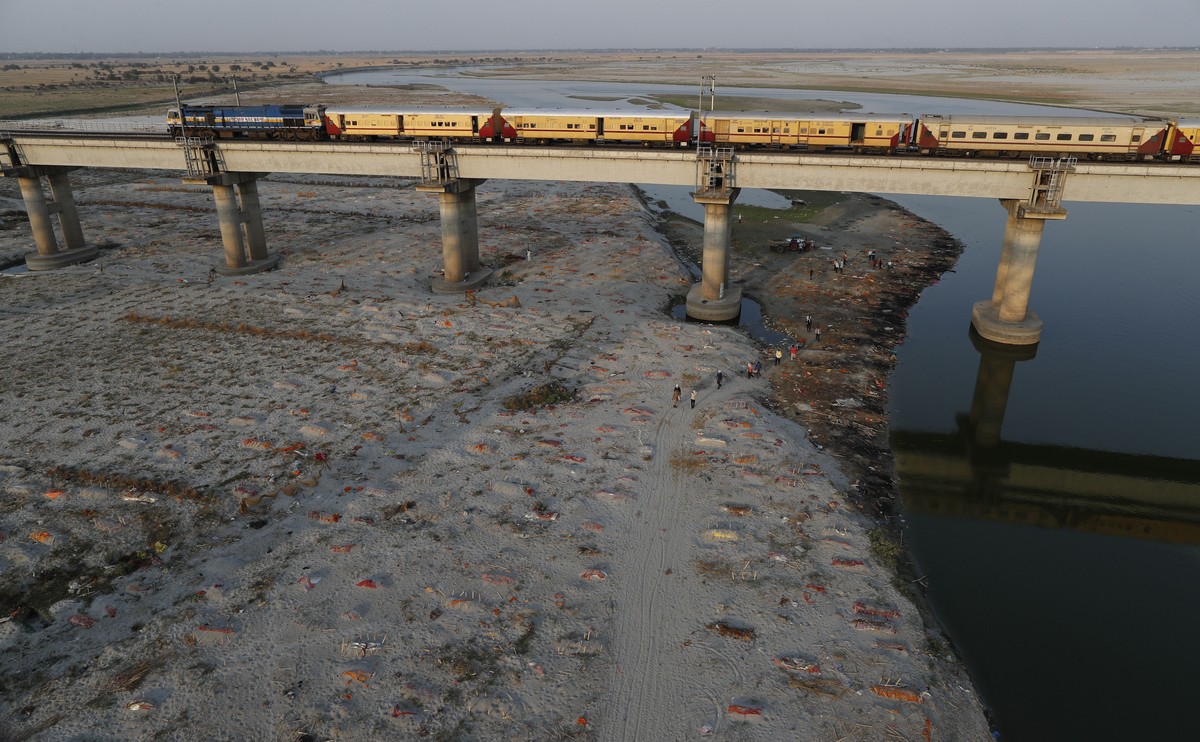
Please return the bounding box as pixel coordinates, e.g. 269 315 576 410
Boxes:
0 119 166 136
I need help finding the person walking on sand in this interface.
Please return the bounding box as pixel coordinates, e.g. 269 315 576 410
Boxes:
747 361 754 378
775 348 783 366
815 326 822 343
717 369 724 389
805 315 812 332
789 344 798 361
690 389 697 409
672 383 682 408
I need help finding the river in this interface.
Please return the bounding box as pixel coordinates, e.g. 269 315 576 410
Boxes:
327 67 1200 740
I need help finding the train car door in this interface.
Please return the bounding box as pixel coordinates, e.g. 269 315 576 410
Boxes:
711 118 731 143
850 122 866 145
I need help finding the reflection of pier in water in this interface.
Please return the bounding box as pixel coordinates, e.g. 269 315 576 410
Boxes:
893 331 1200 545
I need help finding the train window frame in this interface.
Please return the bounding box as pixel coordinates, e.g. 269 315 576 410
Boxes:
1035 133 1051 141
972 131 987 139
951 131 967 139
1078 134 1095 142
1101 134 1116 142
1013 132 1030 140
1056 133 1072 141
1132 134 1141 142
818 128 827 135
993 132 1009 139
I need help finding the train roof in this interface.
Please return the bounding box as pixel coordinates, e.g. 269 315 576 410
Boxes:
499 108 692 118
323 105 494 116
918 114 1166 127
702 111 914 121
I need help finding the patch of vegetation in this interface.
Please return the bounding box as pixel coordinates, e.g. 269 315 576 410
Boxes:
501 381 576 411
670 449 710 474
867 526 903 571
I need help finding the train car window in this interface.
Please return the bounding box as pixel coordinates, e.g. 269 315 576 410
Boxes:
1101 134 1116 142
589 124 596 129
643 125 651 131
993 132 1008 139
1132 135 1141 142
818 128 827 135
773 128 780 134
1035 133 1051 140
1056 133 1072 141
784 127 790 133
800 128 807 134
737 128 745 133
972 132 987 139
951 131 966 138
1014 132 1029 140
1078 134 1095 141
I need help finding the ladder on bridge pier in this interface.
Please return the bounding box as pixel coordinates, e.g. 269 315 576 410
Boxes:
695 145 736 197
415 140 458 186
178 136 223 179
1027 156 1076 214
0 133 25 175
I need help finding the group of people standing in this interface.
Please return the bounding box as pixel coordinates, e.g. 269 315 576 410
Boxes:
672 383 698 409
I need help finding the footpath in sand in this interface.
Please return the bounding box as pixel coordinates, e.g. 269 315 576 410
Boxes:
0 172 989 740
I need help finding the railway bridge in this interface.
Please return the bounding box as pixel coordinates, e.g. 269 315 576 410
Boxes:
4 129 1200 344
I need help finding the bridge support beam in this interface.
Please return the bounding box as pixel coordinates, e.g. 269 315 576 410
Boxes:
202 173 280 276
686 189 741 321
16 168 98 271
971 199 1065 345
417 178 493 294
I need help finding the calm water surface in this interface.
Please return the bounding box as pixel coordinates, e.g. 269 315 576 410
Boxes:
330 69 1200 740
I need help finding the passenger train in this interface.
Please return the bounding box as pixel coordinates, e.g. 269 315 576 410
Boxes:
166 104 1200 162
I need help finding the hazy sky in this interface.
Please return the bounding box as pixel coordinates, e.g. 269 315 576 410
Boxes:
4 0 1199 53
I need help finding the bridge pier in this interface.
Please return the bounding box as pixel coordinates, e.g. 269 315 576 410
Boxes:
971 198 1065 345
686 189 742 321
416 178 493 294
201 173 281 276
15 168 98 270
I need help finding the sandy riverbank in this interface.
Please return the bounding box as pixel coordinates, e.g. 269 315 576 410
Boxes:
0 167 990 740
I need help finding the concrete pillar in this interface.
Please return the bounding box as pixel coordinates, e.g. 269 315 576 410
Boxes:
18 175 57 255
989 199 1021 307
238 179 268 262
417 179 493 294
47 169 85 250
686 189 741 322
972 200 1065 345
207 173 280 276
212 183 246 269
17 168 98 270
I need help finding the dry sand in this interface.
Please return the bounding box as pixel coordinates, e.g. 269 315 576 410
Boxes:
0 167 991 740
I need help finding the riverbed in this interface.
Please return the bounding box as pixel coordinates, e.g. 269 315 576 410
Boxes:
322 66 1200 740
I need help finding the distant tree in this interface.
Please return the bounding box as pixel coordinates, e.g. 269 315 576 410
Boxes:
229 64 241 72
211 65 220 72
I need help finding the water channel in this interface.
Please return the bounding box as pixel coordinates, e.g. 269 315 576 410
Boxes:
325 67 1200 740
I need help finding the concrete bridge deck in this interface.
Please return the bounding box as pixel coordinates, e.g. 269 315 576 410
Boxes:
6 134 1200 204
